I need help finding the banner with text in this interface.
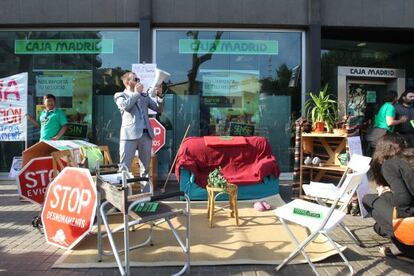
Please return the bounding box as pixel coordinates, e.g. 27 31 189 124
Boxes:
0 72 28 141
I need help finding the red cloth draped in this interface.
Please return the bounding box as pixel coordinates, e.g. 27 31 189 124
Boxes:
175 136 280 188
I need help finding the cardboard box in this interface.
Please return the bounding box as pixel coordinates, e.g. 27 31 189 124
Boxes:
22 140 98 167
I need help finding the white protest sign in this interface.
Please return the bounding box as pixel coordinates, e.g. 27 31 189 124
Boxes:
347 136 369 217
0 73 28 141
132 63 157 95
132 63 158 115
9 156 22 179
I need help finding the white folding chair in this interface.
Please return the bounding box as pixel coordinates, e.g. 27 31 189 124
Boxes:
302 154 371 246
275 171 366 275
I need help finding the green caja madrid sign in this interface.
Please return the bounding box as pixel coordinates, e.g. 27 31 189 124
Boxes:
15 39 114 54
179 39 278 55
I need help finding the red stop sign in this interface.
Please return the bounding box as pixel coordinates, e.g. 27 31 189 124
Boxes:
41 167 97 250
149 118 166 154
17 156 55 205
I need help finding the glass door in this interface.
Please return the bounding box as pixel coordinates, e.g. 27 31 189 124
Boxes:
347 79 388 126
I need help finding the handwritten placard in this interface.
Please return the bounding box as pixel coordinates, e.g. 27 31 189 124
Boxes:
229 122 255 136
132 63 158 115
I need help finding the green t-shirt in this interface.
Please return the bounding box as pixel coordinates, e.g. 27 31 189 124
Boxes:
374 102 396 132
37 109 68 140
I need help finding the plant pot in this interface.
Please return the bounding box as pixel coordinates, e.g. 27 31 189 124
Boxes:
314 121 325 133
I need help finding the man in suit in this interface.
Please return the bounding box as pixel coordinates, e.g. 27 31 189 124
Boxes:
114 72 164 176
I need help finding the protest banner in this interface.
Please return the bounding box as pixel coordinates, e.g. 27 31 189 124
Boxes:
0 72 28 141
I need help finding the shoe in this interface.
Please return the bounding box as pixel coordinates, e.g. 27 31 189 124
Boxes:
312 157 321 165
253 201 265 211
379 245 402 257
379 246 394 257
261 201 272 210
379 246 414 263
350 202 360 216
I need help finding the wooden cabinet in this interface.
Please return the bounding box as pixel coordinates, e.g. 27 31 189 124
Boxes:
299 132 347 197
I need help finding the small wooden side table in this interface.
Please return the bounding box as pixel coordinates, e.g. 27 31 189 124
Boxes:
206 183 239 228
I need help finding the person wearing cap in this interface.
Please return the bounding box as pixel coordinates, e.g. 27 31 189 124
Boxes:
114 71 164 177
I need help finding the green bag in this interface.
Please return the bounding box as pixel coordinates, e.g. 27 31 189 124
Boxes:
80 146 103 172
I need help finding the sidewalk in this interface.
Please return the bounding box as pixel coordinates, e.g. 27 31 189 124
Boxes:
1 179 413 276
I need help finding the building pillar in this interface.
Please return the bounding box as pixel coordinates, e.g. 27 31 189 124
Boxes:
306 0 321 95
139 0 152 63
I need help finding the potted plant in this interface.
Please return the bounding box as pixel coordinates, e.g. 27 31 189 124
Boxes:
207 167 228 189
304 85 338 133
333 115 349 136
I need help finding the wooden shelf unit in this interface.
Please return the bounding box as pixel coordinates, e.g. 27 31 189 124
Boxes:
299 132 348 197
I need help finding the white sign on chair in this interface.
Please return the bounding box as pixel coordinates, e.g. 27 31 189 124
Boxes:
347 136 370 217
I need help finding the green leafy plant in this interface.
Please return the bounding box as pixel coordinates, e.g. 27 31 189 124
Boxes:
304 84 338 132
208 167 228 189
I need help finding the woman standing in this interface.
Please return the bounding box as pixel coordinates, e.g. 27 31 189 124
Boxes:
365 90 407 156
363 134 414 259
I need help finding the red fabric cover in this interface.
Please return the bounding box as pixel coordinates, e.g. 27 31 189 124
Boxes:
204 136 248 147
175 136 280 188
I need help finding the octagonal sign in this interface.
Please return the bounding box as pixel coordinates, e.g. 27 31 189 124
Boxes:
41 167 97 250
149 118 166 154
17 156 55 205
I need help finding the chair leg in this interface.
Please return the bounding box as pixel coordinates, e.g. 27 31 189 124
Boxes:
207 191 211 218
124 212 130 276
96 192 103 262
100 202 126 275
229 195 234 218
339 222 363 247
233 195 239 226
166 215 191 276
209 195 215 228
324 233 354 275
276 218 320 276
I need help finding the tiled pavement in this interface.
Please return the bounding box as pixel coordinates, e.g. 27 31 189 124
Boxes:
1 179 414 276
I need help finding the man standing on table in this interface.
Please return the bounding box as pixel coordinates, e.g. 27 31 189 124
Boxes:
114 72 164 176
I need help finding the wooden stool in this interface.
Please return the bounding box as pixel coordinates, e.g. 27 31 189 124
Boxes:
206 183 239 228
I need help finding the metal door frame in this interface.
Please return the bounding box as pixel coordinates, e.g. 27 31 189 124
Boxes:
337 66 405 117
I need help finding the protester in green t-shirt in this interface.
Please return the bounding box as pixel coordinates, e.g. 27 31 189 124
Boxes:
27 94 68 140
374 90 407 132
366 90 407 155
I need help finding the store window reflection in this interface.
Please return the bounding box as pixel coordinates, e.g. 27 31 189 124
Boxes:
155 29 302 172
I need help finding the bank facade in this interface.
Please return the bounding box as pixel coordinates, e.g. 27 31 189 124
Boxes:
1 0 414 176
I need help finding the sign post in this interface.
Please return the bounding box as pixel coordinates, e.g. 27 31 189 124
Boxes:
41 167 97 249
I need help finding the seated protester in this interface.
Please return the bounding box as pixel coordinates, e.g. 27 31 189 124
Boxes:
363 133 414 259
27 94 68 140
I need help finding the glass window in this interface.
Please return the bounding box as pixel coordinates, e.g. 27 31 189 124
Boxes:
0 30 138 172
155 29 303 173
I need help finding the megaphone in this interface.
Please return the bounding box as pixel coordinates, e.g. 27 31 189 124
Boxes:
148 68 171 96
